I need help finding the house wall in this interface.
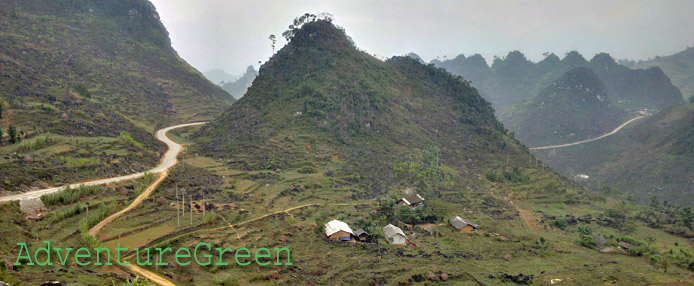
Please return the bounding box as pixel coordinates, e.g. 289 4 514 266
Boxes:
328 230 351 240
388 234 406 245
458 225 475 233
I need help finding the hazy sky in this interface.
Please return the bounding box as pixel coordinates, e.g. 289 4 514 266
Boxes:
149 0 694 76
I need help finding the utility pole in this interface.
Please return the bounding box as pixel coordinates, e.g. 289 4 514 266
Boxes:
182 190 185 216
176 185 180 226
190 194 193 225
202 192 205 219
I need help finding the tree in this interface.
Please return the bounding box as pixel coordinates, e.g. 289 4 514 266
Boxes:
268 34 277 54
7 125 16 144
281 13 333 41
0 102 3 119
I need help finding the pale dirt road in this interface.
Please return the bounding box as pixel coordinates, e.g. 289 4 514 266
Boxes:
529 116 646 150
0 122 205 202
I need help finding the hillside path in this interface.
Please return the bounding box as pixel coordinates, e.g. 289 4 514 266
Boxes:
529 116 646 150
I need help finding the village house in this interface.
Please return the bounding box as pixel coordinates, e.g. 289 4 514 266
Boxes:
354 228 371 242
397 194 425 209
449 216 480 233
383 224 407 245
324 220 354 241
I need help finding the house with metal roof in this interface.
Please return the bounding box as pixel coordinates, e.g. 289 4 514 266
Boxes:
354 228 371 242
383 224 407 245
449 216 480 233
397 193 425 208
324 220 354 240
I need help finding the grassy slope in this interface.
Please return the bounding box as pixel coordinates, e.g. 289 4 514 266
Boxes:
196 20 518 198
0 0 233 193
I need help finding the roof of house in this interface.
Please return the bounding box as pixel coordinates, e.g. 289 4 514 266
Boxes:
618 241 633 249
354 228 370 237
383 224 406 239
399 194 425 205
449 216 480 229
324 220 354 237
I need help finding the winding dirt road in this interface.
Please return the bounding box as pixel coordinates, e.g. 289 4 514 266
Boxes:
529 115 646 150
0 122 205 202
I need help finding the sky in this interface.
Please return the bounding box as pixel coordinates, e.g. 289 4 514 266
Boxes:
149 0 694 76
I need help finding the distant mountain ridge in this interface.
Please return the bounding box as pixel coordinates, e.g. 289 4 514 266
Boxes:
502 67 628 146
203 69 239 86
221 65 257 99
628 47 694 101
433 51 683 113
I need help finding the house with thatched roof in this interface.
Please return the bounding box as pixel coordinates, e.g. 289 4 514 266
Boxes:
383 224 407 245
449 216 480 233
324 220 354 241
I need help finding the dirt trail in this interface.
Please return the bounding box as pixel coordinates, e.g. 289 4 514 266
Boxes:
530 115 646 150
85 123 204 285
89 170 168 236
516 206 540 232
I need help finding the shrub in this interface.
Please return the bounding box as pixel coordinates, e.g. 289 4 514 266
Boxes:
203 211 217 224
577 226 592 235
297 166 316 174
553 219 568 230
51 204 84 223
576 234 596 247
119 131 143 149
41 185 102 206
73 84 91 99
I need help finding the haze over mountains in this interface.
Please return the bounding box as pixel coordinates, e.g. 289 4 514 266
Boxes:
501 67 627 146
431 50 683 114
0 1 693 284
220 65 257 99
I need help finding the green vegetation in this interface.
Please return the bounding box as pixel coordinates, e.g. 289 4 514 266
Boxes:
120 131 143 149
73 83 91 99
51 204 84 223
41 185 104 206
485 167 530 183
112 276 152 286
7 124 17 143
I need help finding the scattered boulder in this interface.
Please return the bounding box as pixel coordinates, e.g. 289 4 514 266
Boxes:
426 271 436 281
279 235 288 242
61 112 68 119
156 196 167 206
440 273 449 281
504 254 513 261
22 155 33 164
267 270 280 280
